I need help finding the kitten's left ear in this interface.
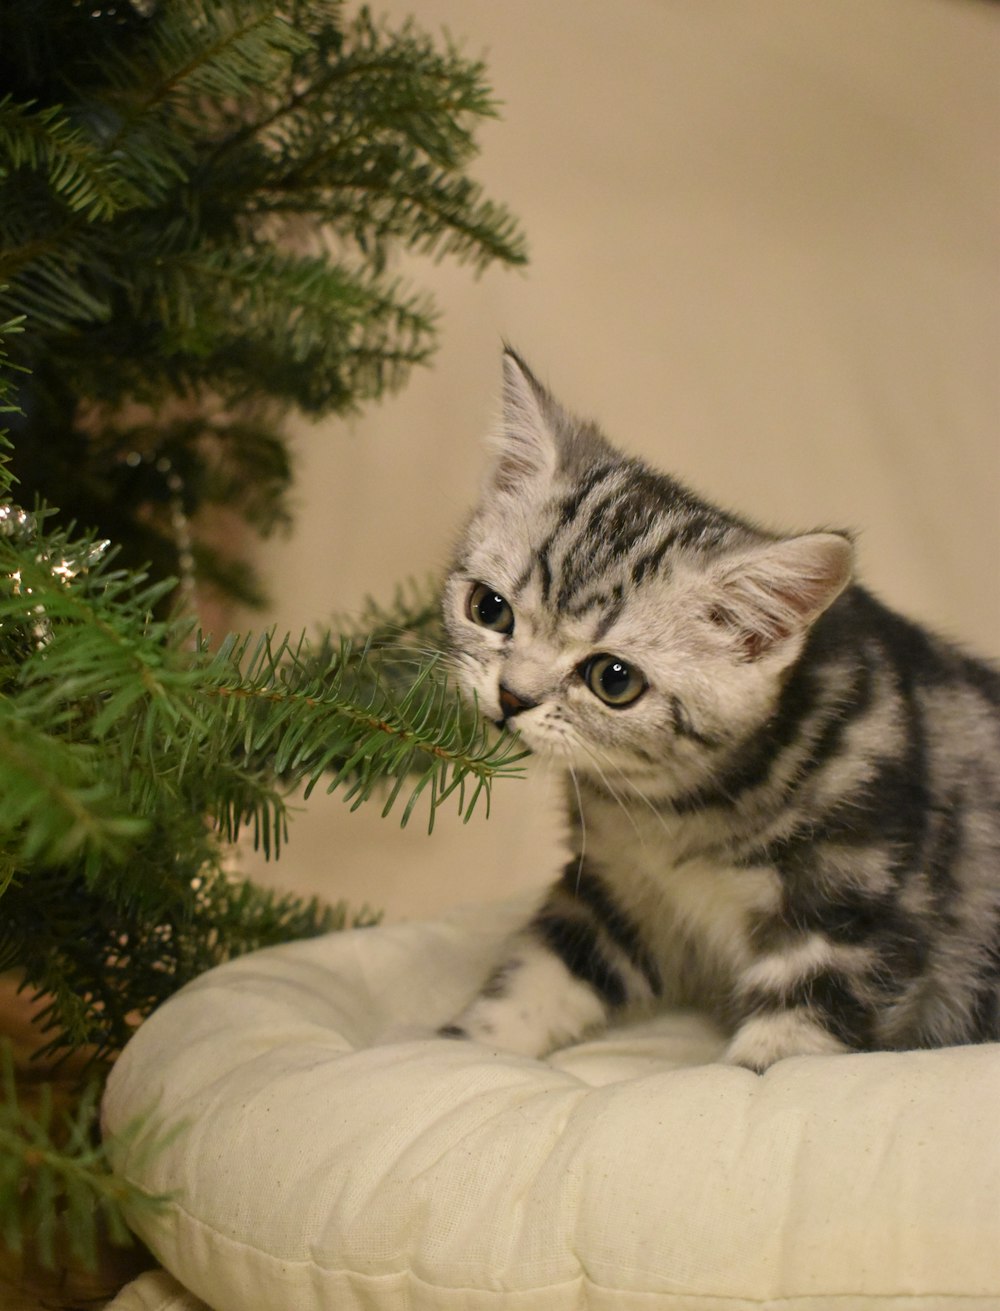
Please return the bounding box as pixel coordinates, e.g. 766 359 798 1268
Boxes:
708 532 854 660
485 348 559 494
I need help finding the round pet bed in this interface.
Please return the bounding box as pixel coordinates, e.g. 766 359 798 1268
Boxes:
102 896 1000 1310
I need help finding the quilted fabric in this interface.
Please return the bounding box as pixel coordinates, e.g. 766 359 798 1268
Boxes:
106 1270 209 1310
102 897 1000 1310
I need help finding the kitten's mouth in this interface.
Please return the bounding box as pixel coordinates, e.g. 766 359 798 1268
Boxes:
491 714 537 754
493 714 528 741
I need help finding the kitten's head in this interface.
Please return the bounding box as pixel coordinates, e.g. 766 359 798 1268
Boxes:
443 350 853 797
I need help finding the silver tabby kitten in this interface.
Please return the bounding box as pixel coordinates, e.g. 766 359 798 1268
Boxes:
439 348 1000 1072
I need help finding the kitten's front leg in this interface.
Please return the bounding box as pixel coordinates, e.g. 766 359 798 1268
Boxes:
724 936 863 1071
440 875 655 1058
724 1010 849 1072
439 933 610 1058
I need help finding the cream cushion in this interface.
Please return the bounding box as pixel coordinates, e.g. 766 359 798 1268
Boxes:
102 897 1000 1310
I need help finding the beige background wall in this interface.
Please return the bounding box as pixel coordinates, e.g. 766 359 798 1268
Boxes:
239 0 1000 923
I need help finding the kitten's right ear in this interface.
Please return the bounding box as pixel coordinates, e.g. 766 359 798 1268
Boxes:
486 348 559 494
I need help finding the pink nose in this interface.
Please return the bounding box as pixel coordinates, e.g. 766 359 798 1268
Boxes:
498 683 538 719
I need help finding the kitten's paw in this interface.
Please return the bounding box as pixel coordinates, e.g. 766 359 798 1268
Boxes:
439 940 610 1058
439 996 558 1058
725 1010 848 1072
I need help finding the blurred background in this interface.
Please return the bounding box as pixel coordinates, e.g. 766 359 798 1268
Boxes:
239 0 1000 922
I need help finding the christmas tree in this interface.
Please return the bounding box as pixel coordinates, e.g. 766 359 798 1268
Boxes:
0 1 527 1299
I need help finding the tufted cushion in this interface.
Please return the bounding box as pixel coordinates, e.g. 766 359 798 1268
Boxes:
102 897 1000 1310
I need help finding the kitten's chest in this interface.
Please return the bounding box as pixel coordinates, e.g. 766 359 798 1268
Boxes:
583 802 781 1003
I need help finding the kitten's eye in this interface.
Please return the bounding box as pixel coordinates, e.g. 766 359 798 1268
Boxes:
581 654 646 707
466 582 514 635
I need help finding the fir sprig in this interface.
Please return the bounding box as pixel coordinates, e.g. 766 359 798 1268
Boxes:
0 5 529 1281
203 629 525 836
0 0 526 602
1 525 525 866
0 705 147 868
0 96 143 222
1 865 369 1063
0 501 524 1062
0 1043 170 1272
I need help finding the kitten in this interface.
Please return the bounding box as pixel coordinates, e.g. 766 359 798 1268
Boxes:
439 348 1000 1072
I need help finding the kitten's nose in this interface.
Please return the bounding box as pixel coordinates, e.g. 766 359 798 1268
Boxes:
498 683 538 720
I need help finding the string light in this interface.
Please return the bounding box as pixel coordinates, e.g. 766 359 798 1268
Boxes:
0 505 36 538
2 444 195 654
1 503 112 645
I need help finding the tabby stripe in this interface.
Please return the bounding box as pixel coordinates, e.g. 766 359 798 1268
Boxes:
630 530 679 586
797 970 877 1049
671 514 729 552
875 645 932 887
788 651 875 787
957 648 1000 702
537 547 553 604
479 959 521 999
537 463 619 601
555 564 592 613
563 584 626 636
774 879 931 982
531 908 629 1009
743 969 876 1050
593 585 626 641
556 463 619 531
970 977 1000 1040
563 587 612 620
814 752 929 865
513 560 534 594
554 490 628 609
672 615 874 814
601 492 659 559
538 469 614 603
670 659 823 813
776 872 901 944
924 793 963 909
582 489 625 544
670 695 721 749
559 863 662 995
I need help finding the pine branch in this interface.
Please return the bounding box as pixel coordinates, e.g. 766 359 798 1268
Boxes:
0 1043 169 1273
0 317 25 421
0 229 113 332
0 8 531 1272
1 864 363 1062
135 246 438 409
224 8 528 272
0 703 148 868
0 96 143 222
1 514 525 883
207 5 495 174
84 3 312 211
200 628 526 836
0 1 527 604
119 1 312 116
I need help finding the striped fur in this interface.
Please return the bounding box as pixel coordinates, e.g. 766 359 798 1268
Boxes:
440 349 1000 1071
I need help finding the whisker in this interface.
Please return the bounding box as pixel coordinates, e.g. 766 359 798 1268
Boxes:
566 761 587 894
571 739 647 844
578 740 678 844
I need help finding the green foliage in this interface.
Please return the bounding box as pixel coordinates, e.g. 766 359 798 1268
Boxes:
0 482 526 1274
0 427 525 1276
0 1043 173 1273
0 508 524 1056
0 0 526 605
0 2 529 1282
